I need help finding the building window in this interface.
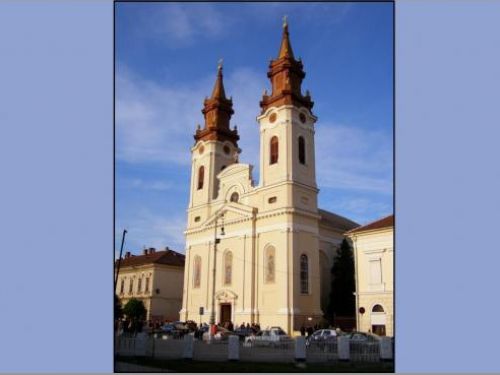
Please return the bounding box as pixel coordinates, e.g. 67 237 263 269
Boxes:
224 251 232 285
300 254 309 294
372 304 385 313
120 278 125 294
145 276 150 292
369 259 382 284
270 136 279 164
193 256 201 288
129 278 134 294
138 276 142 293
197 166 205 190
298 136 306 164
230 192 239 203
265 246 276 283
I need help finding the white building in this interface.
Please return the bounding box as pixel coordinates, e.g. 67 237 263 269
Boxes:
180 20 358 334
347 215 394 336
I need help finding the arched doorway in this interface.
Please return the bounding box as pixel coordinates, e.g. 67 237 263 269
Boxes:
370 304 387 336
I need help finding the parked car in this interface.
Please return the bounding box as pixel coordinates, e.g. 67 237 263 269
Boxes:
346 331 381 342
245 327 291 347
306 329 338 347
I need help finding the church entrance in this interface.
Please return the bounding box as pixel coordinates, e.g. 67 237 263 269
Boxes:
220 303 232 324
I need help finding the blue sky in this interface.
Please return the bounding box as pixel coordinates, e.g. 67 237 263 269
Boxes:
115 2 393 255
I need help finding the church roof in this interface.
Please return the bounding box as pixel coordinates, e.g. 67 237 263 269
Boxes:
116 248 185 268
346 214 394 235
319 209 359 232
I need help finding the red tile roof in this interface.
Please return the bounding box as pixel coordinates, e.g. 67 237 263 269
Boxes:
116 249 185 268
345 214 394 235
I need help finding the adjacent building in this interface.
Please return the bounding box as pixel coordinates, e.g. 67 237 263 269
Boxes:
346 215 394 336
115 247 185 322
180 20 358 334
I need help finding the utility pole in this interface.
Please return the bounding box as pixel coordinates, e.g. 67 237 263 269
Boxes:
114 229 128 290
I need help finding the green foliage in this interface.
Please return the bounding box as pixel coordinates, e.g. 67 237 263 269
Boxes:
123 298 146 322
326 238 355 321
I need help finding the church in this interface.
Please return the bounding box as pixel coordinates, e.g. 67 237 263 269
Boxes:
179 19 358 334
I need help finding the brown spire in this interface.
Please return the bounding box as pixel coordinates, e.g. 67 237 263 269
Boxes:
278 16 294 59
194 60 239 146
210 59 226 99
260 17 313 114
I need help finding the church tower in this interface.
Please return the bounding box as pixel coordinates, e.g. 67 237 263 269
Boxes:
258 17 318 193
188 62 240 210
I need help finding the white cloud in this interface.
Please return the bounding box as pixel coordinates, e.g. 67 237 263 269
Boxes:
116 209 187 256
116 65 265 172
120 178 175 192
149 4 228 46
316 123 393 194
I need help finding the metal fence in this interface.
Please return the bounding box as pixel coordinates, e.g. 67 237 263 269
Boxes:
115 334 391 363
240 339 295 363
349 340 380 362
306 340 339 363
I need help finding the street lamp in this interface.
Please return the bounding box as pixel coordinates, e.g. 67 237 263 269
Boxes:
209 213 224 340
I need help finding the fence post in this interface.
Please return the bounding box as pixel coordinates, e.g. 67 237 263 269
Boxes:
183 334 194 360
294 336 306 362
338 336 350 361
379 337 393 361
228 335 239 361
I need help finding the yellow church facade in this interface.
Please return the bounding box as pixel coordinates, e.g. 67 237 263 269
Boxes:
180 21 358 334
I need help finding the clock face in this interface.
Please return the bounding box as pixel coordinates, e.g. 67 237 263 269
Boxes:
299 113 307 123
269 113 277 123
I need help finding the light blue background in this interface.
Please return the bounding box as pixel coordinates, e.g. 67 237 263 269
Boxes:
1 0 500 372
0 1 113 373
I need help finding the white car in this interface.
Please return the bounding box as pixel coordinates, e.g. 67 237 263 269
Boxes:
306 329 338 347
245 327 291 347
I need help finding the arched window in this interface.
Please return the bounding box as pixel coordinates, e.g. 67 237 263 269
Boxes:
270 136 279 164
224 251 233 285
197 166 205 190
138 276 142 293
230 192 239 203
129 278 134 294
298 136 306 165
193 256 201 288
372 304 385 313
300 254 309 294
265 246 276 283
120 278 125 294
145 276 150 292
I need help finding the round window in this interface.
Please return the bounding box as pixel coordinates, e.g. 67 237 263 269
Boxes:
269 113 277 123
223 145 231 155
299 113 307 123
199 145 205 154
230 192 239 203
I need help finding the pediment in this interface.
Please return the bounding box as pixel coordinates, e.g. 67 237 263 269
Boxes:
202 202 256 228
215 289 238 300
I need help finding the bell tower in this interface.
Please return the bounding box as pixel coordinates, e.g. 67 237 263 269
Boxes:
189 61 240 209
257 17 318 192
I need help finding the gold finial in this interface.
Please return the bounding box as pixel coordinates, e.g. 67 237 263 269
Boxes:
282 15 288 28
217 58 223 71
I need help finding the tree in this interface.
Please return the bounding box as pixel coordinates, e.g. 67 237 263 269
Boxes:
326 238 355 323
123 298 147 333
